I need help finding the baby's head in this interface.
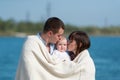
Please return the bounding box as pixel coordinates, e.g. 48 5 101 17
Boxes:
56 36 67 52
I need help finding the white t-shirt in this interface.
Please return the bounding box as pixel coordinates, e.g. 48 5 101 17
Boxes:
52 50 71 61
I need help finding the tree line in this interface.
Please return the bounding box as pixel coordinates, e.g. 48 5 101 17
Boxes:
0 18 120 36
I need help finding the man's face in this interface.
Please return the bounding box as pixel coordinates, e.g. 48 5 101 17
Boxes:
50 28 64 44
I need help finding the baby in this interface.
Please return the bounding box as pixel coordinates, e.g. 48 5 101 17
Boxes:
52 36 70 61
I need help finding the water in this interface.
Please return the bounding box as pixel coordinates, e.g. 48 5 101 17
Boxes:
0 37 26 80
89 36 120 80
0 36 120 80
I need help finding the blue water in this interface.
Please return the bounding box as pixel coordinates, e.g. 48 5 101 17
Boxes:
0 36 120 80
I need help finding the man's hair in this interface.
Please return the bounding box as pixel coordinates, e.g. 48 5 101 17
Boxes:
43 17 65 34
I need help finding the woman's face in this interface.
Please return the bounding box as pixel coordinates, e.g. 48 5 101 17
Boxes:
67 39 77 54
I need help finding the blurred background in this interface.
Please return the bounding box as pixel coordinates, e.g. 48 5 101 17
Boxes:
0 0 120 80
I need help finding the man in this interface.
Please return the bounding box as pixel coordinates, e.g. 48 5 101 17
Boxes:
15 17 65 80
40 17 65 54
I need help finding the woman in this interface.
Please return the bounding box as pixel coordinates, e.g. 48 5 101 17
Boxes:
67 31 96 80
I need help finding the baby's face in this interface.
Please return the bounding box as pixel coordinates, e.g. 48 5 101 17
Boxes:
56 39 67 52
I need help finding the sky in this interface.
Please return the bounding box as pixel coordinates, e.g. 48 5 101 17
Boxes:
0 0 120 27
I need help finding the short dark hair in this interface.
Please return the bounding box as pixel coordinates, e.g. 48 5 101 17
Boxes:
68 31 90 59
43 17 65 34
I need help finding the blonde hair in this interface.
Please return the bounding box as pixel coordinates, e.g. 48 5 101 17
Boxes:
57 36 67 44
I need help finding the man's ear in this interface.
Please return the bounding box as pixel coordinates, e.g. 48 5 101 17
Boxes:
47 31 53 37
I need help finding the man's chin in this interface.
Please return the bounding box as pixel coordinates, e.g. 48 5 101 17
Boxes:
51 42 56 44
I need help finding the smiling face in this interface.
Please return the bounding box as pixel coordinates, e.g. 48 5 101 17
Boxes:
56 38 67 52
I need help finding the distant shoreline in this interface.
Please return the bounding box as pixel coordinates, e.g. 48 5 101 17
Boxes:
0 32 120 38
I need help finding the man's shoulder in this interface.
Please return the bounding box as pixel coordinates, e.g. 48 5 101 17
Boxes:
26 35 39 41
27 35 37 38
24 35 40 43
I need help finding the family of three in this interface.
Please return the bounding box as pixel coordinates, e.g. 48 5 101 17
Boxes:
15 17 95 80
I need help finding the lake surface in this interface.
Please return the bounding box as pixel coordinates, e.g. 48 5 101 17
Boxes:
0 36 120 80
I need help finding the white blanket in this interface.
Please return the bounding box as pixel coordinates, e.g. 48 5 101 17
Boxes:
15 35 95 80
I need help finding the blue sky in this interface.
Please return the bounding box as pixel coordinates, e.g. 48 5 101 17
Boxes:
0 0 120 27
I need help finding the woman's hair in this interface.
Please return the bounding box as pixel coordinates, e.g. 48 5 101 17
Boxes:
43 17 65 34
68 31 90 60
